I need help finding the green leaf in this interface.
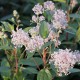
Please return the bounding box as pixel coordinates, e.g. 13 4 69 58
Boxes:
0 59 11 77
76 27 80 42
22 67 38 74
14 69 25 80
69 14 80 18
0 67 11 77
64 28 76 35
69 68 80 73
37 69 52 80
27 52 35 59
54 0 66 3
23 27 32 32
39 21 49 39
1 59 10 67
41 41 54 49
43 11 52 22
19 57 43 66
36 0 44 4
1 21 14 32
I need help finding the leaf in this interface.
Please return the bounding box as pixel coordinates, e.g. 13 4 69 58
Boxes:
0 67 11 77
64 28 76 35
19 57 43 66
27 52 35 59
76 27 80 42
44 11 52 22
69 14 80 18
54 0 66 3
69 68 80 73
23 27 32 32
1 59 10 67
22 67 38 74
41 41 54 49
36 0 44 4
39 21 49 39
1 21 14 32
37 69 52 80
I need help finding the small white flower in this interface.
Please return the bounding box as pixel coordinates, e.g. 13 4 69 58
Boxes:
32 15 38 23
29 27 39 38
39 16 45 22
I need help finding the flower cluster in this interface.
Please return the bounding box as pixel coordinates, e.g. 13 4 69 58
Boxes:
11 28 30 48
11 28 44 52
73 50 80 63
32 3 43 15
32 15 45 23
26 36 44 52
52 9 68 29
31 1 68 47
44 1 55 11
49 49 77 76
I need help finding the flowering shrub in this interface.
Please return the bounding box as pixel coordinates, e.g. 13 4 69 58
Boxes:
0 0 80 80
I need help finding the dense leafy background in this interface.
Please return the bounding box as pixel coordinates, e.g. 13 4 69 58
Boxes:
0 0 80 80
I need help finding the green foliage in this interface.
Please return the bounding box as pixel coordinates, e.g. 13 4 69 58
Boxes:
37 69 52 80
39 21 49 39
76 27 80 42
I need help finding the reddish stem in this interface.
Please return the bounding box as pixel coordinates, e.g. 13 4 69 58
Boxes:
42 49 47 68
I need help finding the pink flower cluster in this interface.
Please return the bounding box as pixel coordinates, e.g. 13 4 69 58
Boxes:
11 28 44 52
49 49 77 76
52 9 68 29
26 36 44 52
32 3 43 15
11 28 30 48
32 15 45 23
44 1 55 10
73 50 80 63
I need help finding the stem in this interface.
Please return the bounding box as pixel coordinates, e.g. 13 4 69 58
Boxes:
19 49 26 61
42 49 47 68
32 57 40 70
13 48 18 73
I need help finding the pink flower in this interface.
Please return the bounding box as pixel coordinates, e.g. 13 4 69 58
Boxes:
26 36 44 52
32 15 37 23
52 9 68 29
32 3 43 15
49 49 76 76
44 1 55 11
11 28 30 48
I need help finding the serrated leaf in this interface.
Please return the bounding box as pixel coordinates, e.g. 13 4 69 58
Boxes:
39 21 49 39
37 69 52 80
